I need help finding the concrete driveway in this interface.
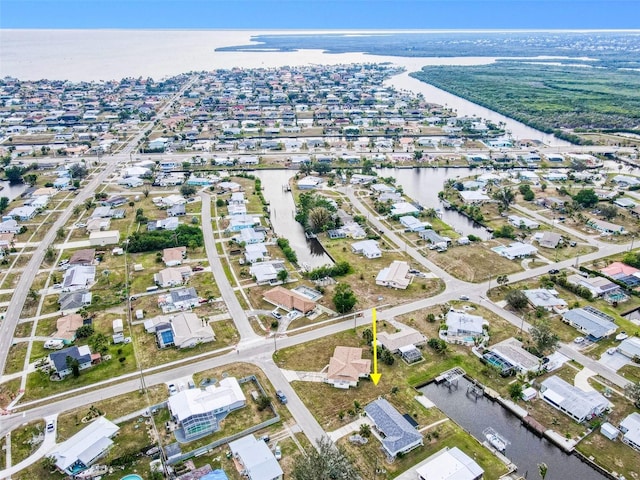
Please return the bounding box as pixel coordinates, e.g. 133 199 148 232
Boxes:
598 351 631 371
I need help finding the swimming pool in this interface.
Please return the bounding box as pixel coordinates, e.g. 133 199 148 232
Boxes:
292 285 323 300
120 475 143 480
491 246 507 254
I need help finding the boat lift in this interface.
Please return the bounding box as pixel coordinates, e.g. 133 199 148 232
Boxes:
483 427 510 452
437 367 466 390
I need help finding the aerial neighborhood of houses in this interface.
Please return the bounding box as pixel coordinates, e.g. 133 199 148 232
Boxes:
0 62 639 480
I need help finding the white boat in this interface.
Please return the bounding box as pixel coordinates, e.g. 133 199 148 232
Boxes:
486 432 506 452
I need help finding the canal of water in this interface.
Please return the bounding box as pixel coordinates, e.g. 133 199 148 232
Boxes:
419 377 607 480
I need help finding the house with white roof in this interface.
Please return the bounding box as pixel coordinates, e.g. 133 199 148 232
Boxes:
158 287 200 313
495 242 538 260
444 310 487 343
377 321 427 353
587 218 625 234
391 202 419 217
351 239 382 259
376 261 411 289
523 289 568 312
488 337 542 374
244 243 268 264
612 175 640 188
540 375 610 422
153 312 215 349
51 417 120 475
227 215 258 232
297 176 322 190
250 260 285 285
234 227 265 245
617 337 640 361
416 447 484 480
459 190 490 204
229 434 283 480
7 205 37 221
154 266 192 288
168 377 246 441
0 219 20 234
508 215 539 229
566 274 620 299
400 215 429 232
619 412 640 451
62 265 96 292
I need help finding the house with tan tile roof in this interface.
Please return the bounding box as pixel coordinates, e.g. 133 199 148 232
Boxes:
263 286 316 315
162 246 187 267
326 346 371 389
54 314 84 343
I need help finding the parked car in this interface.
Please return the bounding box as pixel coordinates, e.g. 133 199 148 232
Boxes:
168 383 178 396
46 421 55 433
607 347 617 355
548 269 560 274
52 283 62 289
459 295 470 301
276 390 287 404
271 311 282 320
193 265 205 272
274 445 282 461
574 336 585 344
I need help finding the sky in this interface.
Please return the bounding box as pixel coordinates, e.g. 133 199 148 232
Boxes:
1 0 639 30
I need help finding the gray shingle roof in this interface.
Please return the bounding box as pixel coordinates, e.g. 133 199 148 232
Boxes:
364 398 422 456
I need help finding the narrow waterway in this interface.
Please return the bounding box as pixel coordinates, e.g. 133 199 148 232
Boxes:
419 378 607 480
377 167 494 240
0 181 28 202
253 169 333 269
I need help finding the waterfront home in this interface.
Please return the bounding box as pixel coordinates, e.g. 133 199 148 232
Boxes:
51 417 119 475
228 203 247 216
233 227 265 245
377 321 427 353
244 243 268 264
250 260 285 285
522 289 568 312
617 337 640 361
540 376 609 422
350 174 377 185
488 337 542 374
227 214 258 232
0 219 20 234
391 202 419 217
376 261 411 290
370 183 396 195
619 412 640 451
229 434 283 480
364 398 423 458
326 346 371 389
458 190 490 204
163 246 187 267
7 205 38 221
562 306 617 341
400 215 429 232
416 446 484 480
444 310 487 344
169 377 245 441
351 239 382 259
419 230 448 245
263 286 316 315
297 175 322 190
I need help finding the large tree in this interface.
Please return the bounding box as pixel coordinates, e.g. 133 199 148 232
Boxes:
624 382 640 408
573 188 599 208
529 319 559 356
492 187 515 211
292 436 360 480
308 206 332 233
333 283 357 314
506 290 528 310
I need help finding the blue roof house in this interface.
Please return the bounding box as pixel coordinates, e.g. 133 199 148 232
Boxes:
364 398 423 457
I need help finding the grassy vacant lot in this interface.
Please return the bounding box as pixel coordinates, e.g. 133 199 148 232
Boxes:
3 343 28 375
0 378 21 409
339 419 507 479
412 63 640 136
424 241 523 282
10 420 45 465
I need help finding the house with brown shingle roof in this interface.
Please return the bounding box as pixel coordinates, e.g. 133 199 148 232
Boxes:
69 249 96 266
263 286 316 315
54 314 84 344
326 346 371 389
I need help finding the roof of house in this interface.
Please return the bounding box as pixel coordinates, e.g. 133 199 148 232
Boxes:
229 435 283 480
62 265 96 289
562 306 617 339
364 398 422 456
523 289 568 308
415 446 484 480
490 337 540 371
327 346 371 383
163 246 187 263
58 290 92 310
620 412 640 446
54 314 84 341
377 322 427 351
446 310 486 335
541 375 609 420
391 201 419 216
600 262 639 277
376 260 410 289
49 345 92 372
168 287 198 304
155 266 192 285
170 312 215 347
52 416 119 472
351 239 381 256
618 337 640 359
168 377 245 423
69 249 96 265
264 286 316 313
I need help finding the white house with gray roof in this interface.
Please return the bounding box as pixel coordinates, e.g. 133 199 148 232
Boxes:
540 376 609 422
617 337 640 361
562 306 617 341
523 289 568 311
364 398 423 457
619 412 640 451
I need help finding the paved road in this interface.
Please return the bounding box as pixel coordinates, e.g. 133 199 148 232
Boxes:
200 191 259 342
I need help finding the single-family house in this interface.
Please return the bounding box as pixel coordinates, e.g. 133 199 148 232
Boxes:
540 375 610 422
88 230 120 246
400 216 429 232
244 243 268 264
495 242 538 260
234 227 265 245
538 231 563 249
86 217 110 233
619 412 640 451
218 181 242 192
155 312 215 349
617 337 640 361
488 337 542 374
416 447 484 480
263 286 316 315
163 246 187 266
148 217 180 231
364 398 423 457
0 219 21 234
53 314 84 344
419 230 447 245
376 261 411 289
68 249 95 266
587 218 625 235
62 265 96 292
250 261 285 285
391 202 419 217
168 377 246 441
58 290 92 311
458 191 490 204
167 203 186 217
118 176 144 188
523 289 568 311
562 306 617 341
91 206 112 219
229 434 283 480
228 203 247 216
297 176 322 190
51 417 120 475
445 310 487 341
377 321 427 353
351 239 382 259
614 197 636 209
48 345 93 378
158 287 199 313
612 175 640 188
508 215 539 229
326 346 371 388
566 274 620 298
227 215 258 232
154 266 192 288
7 206 38 221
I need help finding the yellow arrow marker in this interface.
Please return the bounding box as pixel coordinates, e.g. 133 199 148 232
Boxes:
370 308 381 385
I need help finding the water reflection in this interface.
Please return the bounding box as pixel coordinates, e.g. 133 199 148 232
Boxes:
420 378 606 480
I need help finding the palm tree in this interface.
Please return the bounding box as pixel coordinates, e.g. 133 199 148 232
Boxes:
308 207 331 233
538 462 548 479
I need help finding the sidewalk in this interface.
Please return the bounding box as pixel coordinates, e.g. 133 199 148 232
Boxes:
327 416 371 442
